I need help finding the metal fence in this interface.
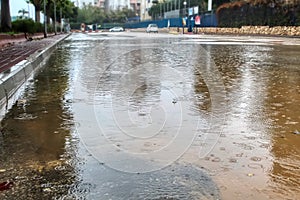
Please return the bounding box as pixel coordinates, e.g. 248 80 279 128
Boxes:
125 13 217 29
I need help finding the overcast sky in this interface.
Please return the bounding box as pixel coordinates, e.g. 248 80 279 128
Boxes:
10 0 35 18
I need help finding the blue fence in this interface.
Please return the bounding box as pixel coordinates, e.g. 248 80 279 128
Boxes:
125 13 217 29
199 13 217 27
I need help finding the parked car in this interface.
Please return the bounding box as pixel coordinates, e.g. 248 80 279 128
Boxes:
146 24 158 33
109 27 124 32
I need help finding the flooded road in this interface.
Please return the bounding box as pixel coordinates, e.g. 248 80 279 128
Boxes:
0 32 300 199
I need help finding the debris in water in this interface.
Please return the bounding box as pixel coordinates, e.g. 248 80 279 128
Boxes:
293 130 300 135
229 158 237 163
14 113 37 120
250 156 262 162
43 188 52 192
138 110 147 116
16 99 27 107
0 181 13 191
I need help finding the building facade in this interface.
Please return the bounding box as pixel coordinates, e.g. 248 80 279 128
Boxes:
72 0 98 8
140 0 153 21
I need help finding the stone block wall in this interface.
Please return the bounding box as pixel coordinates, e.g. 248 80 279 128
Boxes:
170 26 300 36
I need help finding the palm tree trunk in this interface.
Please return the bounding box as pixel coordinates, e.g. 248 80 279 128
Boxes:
1 0 12 32
35 6 41 22
46 2 51 25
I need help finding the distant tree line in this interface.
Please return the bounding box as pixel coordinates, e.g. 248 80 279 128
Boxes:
76 5 136 24
69 5 137 29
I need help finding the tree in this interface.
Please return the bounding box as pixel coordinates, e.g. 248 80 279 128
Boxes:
43 0 78 24
1 0 12 32
46 0 52 24
213 0 231 9
30 0 43 22
12 19 37 39
18 9 29 19
76 5 137 24
77 4 105 24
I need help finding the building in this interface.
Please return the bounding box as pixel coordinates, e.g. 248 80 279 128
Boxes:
140 0 155 21
72 0 98 8
130 0 141 16
104 0 130 11
97 0 105 8
98 0 141 17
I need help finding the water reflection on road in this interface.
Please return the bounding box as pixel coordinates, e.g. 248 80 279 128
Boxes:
192 43 300 199
0 46 77 199
0 32 299 199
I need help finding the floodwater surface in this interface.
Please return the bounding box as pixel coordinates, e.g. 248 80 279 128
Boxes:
0 32 300 199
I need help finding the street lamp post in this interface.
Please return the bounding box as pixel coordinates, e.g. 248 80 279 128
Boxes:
208 0 213 26
26 0 30 18
160 3 162 19
60 7 63 33
177 0 180 32
167 0 169 12
54 0 57 35
183 1 186 34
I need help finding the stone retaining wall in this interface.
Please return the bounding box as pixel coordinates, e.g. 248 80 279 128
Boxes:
0 33 45 40
0 33 24 40
170 26 300 36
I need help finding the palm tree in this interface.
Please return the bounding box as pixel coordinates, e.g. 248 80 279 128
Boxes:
1 0 12 32
18 9 29 19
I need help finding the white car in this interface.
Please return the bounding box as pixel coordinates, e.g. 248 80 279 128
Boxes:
146 24 158 33
109 27 124 32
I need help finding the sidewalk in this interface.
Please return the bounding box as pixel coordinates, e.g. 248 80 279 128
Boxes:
0 33 67 73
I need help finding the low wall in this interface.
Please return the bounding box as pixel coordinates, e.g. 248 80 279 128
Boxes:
0 33 46 40
0 33 24 40
0 34 70 119
170 26 300 36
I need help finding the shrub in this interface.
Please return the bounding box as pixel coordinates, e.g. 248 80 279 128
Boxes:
216 0 298 27
70 22 82 30
12 19 37 35
35 22 44 33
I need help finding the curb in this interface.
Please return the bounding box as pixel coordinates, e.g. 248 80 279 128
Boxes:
0 33 71 120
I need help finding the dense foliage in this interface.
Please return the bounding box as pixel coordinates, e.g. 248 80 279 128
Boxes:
217 0 299 27
11 19 43 39
76 5 136 24
29 0 78 23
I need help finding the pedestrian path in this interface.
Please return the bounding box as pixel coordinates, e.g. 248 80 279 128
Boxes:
0 34 67 73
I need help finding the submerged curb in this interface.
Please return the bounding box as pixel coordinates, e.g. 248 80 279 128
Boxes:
0 33 71 120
